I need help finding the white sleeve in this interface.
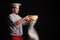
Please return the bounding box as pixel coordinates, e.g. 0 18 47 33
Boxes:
9 15 21 23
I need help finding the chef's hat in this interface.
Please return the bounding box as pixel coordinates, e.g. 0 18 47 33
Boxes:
11 3 21 8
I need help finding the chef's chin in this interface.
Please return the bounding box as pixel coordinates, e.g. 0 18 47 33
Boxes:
15 12 19 14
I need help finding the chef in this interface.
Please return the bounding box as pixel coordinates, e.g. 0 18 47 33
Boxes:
8 3 30 40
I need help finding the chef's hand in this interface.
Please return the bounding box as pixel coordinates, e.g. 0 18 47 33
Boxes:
23 15 30 21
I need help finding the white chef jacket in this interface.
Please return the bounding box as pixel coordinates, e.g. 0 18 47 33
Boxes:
9 13 26 36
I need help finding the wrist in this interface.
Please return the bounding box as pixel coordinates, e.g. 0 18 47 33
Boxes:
23 17 26 21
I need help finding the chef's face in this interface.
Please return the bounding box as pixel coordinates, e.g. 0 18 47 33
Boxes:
12 7 20 14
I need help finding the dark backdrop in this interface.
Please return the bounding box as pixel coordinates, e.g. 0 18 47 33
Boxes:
0 0 55 40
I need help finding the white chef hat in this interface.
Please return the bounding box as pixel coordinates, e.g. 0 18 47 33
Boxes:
11 3 21 8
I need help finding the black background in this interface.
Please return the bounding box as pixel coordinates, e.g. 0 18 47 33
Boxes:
0 0 56 40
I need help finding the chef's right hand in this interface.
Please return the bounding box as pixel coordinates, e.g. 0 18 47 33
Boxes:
23 15 30 21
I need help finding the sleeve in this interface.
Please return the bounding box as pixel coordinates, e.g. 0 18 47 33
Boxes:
9 15 23 29
9 15 21 25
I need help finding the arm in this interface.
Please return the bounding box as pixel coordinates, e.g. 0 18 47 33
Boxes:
16 17 26 25
22 16 31 25
10 15 28 26
22 15 38 25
